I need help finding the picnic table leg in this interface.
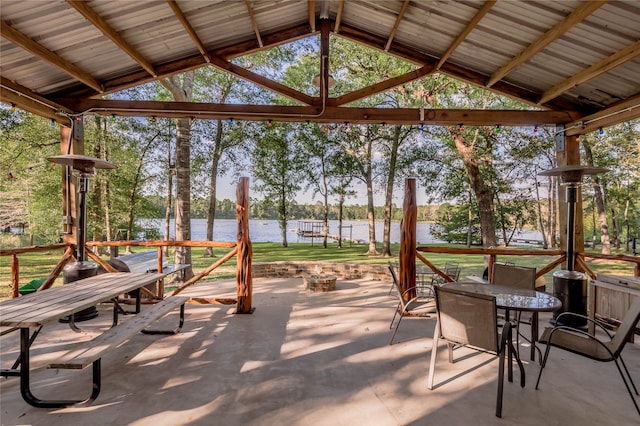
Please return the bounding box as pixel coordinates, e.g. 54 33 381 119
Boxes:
19 328 101 408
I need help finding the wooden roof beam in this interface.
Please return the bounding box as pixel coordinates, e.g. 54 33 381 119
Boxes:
565 92 640 136
244 0 264 48
308 0 316 32
67 0 157 77
53 23 314 99
436 0 495 70
0 21 103 93
337 23 581 112
334 0 345 34
539 39 640 105
385 0 410 52
333 65 435 106
487 1 605 87
167 0 210 62
58 98 582 126
209 55 315 106
0 77 73 125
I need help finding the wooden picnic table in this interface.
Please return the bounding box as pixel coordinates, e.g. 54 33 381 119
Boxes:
0 272 188 408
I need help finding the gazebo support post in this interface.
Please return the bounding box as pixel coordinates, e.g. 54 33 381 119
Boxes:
399 178 417 300
557 133 585 268
236 177 254 314
60 123 82 248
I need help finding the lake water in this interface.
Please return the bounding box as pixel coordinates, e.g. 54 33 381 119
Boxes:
139 218 543 245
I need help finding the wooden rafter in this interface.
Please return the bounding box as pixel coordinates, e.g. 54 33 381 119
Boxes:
385 0 410 52
245 0 264 48
167 0 210 63
0 77 73 125
436 0 495 70
66 0 157 77
539 39 640 105
58 98 582 126
337 23 579 112
487 1 605 87
319 19 330 106
308 0 316 32
565 92 640 136
334 0 345 34
333 65 435 106
0 21 103 93
54 23 313 99
209 55 314 106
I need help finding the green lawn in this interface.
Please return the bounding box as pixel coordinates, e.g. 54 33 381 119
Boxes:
1 241 636 299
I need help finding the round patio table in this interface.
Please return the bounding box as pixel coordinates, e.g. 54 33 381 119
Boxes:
443 282 561 313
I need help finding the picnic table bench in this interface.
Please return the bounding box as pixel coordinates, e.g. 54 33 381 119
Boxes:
0 272 189 408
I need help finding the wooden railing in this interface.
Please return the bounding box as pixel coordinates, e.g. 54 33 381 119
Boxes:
2 240 237 301
2 177 255 312
416 246 567 284
1 243 74 298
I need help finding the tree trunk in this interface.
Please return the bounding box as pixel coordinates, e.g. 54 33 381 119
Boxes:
364 129 377 255
204 120 224 258
160 73 195 280
323 171 328 249
583 140 610 254
382 125 401 257
452 133 497 248
280 176 288 247
611 207 620 249
174 116 194 277
534 176 548 249
337 192 344 248
466 189 473 248
164 145 173 257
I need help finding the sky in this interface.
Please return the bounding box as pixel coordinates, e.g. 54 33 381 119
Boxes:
214 172 429 206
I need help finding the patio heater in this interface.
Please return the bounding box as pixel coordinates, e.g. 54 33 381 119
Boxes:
538 165 608 328
48 154 116 322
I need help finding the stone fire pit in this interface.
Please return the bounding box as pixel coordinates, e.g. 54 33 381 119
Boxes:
304 274 337 292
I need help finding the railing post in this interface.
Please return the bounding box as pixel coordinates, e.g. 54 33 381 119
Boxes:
399 178 417 299
236 177 253 313
11 254 19 298
157 246 164 298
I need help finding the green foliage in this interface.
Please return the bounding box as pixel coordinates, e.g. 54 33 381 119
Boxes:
432 202 481 244
0 109 63 244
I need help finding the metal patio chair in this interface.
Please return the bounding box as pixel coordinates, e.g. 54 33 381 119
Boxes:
491 263 539 361
388 265 433 345
428 285 524 418
536 298 640 416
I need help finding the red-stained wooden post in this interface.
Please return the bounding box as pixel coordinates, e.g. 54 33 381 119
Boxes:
11 254 19 298
399 178 417 300
236 177 254 313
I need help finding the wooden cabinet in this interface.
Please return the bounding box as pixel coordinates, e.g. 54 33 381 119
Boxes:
588 274 640 338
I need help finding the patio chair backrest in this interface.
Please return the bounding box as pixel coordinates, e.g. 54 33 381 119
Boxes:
434 285 498 353
389 264 400 291
445 266 461 281
491 263 536 290
610 298 640 357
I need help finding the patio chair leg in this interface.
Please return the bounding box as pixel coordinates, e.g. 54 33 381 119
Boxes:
496 342 505 418
389 309 404 345
618 355 639 396
427 328 439 390
535 343 553 389
613 358 640 416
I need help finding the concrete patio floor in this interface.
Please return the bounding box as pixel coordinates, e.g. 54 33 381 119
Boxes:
1 276 639 426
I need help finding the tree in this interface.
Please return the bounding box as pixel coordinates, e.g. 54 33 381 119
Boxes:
251 123 304 247
0 109 62 245
159 73 195 279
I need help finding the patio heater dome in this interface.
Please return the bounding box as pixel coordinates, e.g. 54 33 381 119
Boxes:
538 164 608 328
